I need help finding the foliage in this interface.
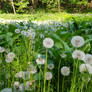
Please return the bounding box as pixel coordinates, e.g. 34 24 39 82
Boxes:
15 0 29 13
0 17 92 92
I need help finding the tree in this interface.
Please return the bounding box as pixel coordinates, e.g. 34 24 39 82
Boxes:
10 0 16 14
57 0 61 12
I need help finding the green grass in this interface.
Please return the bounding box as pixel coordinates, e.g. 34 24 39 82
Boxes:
0 12 92 21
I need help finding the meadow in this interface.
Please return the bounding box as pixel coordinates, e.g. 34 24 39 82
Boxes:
0 13 92 92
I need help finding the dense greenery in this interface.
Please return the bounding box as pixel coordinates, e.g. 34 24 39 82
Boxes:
0 0 92 13
0 15 92 92
0 13 92 21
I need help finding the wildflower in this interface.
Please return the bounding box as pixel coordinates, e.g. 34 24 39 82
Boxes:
15 29 20 33
60 53 67 58
0 46 5 53
48 64 54 70
5 58 13 63
61 66 70 76
72 50 85 60
5 52 15 63
36 58 45 65
79 64 92 74
14 81 20 89
7 52 15 59
71 36 85 47
25 81 32 91
21 30 26 35
30 65 37 74
84 54 92 65
45 72 53 80
43 38 54 48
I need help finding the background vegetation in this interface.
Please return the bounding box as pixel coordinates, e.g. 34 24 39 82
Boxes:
0 0 92 14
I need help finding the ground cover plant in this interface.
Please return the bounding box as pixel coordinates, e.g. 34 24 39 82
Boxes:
0 12 92 21
0 17 92 92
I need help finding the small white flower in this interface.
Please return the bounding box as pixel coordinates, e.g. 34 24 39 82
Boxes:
36 58 45 65
79 64 92 74
24 26 28 29
15 29 20 33
25 81 32 91
5 58 13 63
21 30 26 35
45 72 53 80
48 64 54 70
7 52 15 59
84 54 92 65
61 66 70 76
1 88 12 92
60 53 67 58
72 50 85 60
82 77 90 82
14 81 20 88
43 38 54 48
18 71 24 78
71 36 85 47
30 65 37 74
0 46 5 53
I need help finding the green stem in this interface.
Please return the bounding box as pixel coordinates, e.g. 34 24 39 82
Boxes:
48 81 51 92
57 60 61 92
43 49 48 92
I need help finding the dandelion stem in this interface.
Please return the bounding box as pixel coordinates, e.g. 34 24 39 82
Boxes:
43 49 48 92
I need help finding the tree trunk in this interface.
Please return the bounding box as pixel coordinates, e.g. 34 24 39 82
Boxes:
31 0 38 8
57 0 61 12
10 0 16 14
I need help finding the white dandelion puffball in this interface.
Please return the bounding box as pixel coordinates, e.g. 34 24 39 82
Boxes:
1 88 12 92
79 64 88 73
48 64 54 70
79 64 92 74
84 54 92 65
0 46 5 53
18 71 24 78
25 81 32 90
7 52 15 59
15 29 20 33
72 50 85 60
71 36 85 47
61 66 70 76
5 58 13 63
82 77 90 82
21 30 26 35
60 53 67 58
46 72 53 80
43 38 54 48
30 66 37 74
14 81 20 88
36 58 45 65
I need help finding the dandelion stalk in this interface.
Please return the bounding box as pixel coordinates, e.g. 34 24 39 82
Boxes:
43 49 48 92
57 60 61 92
47 81 51 92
